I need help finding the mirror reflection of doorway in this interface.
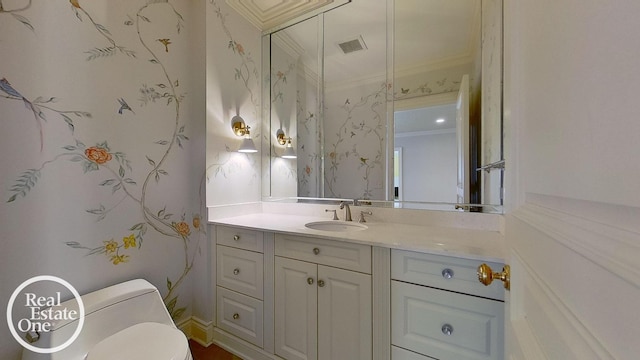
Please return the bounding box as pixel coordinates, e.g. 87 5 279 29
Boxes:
394 148 403 201
394 100 459 203
394 75 474 204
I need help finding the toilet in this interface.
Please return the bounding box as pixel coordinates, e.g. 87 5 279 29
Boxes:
21 279 192 360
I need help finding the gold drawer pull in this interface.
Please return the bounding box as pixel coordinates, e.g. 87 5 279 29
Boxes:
233 268 240 275
232 313 239 320
318 280 325 287
313 247 320 255
477 263 510 290
307 277 314 285
233 235 240 241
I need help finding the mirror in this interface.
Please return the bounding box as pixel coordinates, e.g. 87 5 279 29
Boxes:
265 0 503 211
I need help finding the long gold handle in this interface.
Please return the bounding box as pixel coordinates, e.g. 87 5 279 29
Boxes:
477 263 510 290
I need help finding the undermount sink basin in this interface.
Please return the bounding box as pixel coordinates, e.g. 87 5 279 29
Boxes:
305 221 368 232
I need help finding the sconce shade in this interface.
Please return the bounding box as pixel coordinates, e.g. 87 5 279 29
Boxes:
238 136 258 153
282 139 296 159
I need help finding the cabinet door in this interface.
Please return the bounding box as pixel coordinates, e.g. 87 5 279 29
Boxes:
275 257 318 360
318 265 372 360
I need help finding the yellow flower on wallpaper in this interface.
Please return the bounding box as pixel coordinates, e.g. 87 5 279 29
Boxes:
158 38 171 52
173 221 190 237
123 234 136 249
111 254 129 265
85 146 112 164
192 216 200 230
104 240 118 254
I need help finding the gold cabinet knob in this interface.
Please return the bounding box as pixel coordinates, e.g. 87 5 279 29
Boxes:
477 263 510 290
313 247 320 255
233 313 239 320
233 268 240 275
233 235 240 241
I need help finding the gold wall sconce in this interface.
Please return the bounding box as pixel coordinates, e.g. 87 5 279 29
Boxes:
232 115 257 153
276 129 296 159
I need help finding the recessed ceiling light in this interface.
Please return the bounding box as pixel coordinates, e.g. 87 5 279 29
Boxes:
436 118 445 123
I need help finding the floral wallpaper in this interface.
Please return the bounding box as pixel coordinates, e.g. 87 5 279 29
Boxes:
205 0 262 206
269 36 389 200
268 43 299 198
296 85 320 197
0 0 205 357
323 82 389 200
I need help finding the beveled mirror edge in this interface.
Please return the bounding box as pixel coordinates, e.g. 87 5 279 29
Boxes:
261 196 503 214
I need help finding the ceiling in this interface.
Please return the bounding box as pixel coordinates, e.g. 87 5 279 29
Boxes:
395 103 457 135
226 0 348 31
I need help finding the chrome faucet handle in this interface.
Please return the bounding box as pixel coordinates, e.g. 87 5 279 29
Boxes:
339 201 352 221
358 211 372 223
325 209 339 220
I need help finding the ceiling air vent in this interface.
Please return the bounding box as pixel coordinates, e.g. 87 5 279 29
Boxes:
337 35 368 54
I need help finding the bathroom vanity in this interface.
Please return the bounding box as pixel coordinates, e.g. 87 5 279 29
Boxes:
209 207 506 360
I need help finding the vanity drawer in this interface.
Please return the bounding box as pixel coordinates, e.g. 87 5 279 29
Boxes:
217 245 263 299
217 226 263 252
392 346 436 360
391 250 504 301
217 287 264 348
391 281 504 360
275 234 371 273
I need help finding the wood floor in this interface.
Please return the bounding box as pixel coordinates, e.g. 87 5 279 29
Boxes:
189 339 243 360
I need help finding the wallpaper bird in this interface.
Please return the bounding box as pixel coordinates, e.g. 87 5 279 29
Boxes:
0 78 46 151
118 98 134 114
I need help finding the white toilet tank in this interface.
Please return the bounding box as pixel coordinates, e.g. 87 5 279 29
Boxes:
21 279 191 360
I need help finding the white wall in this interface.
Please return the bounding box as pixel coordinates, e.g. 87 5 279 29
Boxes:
395 132 457 203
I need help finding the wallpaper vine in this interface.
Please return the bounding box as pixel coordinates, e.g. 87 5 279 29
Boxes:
323 82 388 199
205 0 262 206
1 0 201 331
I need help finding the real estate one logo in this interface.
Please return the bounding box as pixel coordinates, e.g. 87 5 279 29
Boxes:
6 275 85 354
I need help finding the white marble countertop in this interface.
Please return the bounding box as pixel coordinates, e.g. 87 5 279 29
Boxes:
210 213 505 263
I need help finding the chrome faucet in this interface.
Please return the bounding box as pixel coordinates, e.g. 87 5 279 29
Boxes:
339 201 352 221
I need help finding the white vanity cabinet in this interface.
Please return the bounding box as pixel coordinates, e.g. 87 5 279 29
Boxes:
274 234 373 360
215 226 265 348
391 250 505 360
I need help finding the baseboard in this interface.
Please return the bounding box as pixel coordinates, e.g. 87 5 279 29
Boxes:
178 316 214 347
212 328 281 360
